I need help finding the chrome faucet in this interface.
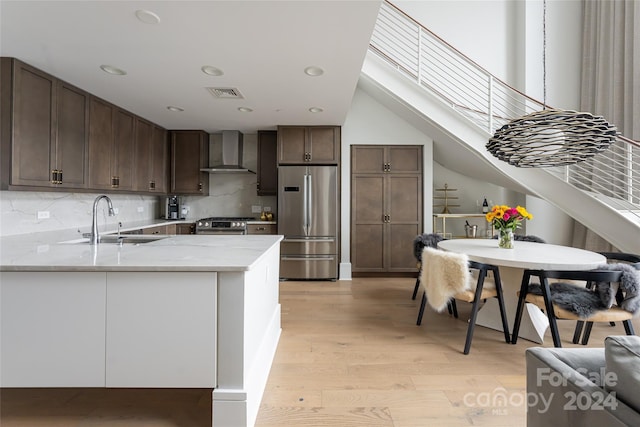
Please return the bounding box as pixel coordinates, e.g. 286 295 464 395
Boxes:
89 195 115 245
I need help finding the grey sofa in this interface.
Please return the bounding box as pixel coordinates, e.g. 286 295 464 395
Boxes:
526 335 640 426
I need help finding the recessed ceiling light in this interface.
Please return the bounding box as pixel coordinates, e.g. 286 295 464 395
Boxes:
100 65 127 76
304 66 324 76
308 107 323 113
135 9 161 24
201 65 224 76
237 107 253 113
166 106 184 112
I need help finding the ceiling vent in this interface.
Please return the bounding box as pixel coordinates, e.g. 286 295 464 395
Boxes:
206 87 244 99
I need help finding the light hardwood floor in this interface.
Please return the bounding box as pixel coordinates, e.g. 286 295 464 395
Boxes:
2 277 636 426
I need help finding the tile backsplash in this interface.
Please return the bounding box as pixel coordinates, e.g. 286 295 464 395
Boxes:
0 183 276 237
0 191 160 237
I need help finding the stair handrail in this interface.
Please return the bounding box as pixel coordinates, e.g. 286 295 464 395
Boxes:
369 0 639 218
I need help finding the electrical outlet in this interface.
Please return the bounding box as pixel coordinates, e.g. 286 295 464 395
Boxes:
137 207 144 213
251 205 262 213
37 211 50 219
263 206 271 212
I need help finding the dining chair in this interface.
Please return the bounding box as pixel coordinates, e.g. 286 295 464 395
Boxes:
411 233 445 300
416 247 510 354
511 269 636 348
573 252 640 345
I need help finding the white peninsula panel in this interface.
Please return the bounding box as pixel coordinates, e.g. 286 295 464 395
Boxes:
105 271 217 387
0 272 107 387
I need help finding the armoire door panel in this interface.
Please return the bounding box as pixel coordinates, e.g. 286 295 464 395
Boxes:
388 146 422 173
353 224 385 270
352 145 385 174
389 175 422 222
388 224 421 270
352 175 385 222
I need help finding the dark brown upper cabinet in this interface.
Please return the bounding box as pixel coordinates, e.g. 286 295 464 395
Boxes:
277 126 340 165
88 98 134 191
170 130 209 195
1 58 89 189
134 119 168 193
257 130 277 196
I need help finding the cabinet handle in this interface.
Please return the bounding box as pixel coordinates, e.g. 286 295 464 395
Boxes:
111 176 118 188
198 182 203 192
149 181 155 190
387 163 391 172
58 169 62 184
51 169 61 184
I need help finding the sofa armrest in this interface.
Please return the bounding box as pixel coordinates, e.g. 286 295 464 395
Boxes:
526 347 638 427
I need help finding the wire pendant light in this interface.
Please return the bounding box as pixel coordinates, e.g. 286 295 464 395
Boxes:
486 0 618 168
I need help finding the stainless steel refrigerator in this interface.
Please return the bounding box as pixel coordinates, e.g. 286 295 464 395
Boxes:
278 165 338 280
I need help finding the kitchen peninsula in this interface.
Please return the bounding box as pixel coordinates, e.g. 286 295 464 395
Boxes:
0 232 283 427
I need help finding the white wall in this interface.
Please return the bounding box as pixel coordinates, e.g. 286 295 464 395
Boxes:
393 0 582 109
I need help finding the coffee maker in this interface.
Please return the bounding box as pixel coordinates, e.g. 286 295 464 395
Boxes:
164 195 181 220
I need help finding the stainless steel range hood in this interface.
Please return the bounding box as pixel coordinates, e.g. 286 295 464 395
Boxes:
200 130 255 174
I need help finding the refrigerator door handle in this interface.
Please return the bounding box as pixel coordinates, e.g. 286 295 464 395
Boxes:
307 172 313 234
284 238 335 243
281 255 336 261
302 172 309 236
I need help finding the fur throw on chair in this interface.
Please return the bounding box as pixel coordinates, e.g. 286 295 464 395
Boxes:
420 247 470 312
528 262 640 318
597 262 640 315
413 233 445 261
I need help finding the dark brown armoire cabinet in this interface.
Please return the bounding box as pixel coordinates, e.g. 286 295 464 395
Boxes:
277 126 340 165
169 130 209 195
351 145 423 274
1 57 89 189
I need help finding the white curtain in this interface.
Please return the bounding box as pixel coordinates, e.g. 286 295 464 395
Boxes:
572 0 639 251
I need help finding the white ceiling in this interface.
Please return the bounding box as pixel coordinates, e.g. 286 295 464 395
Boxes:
0 0 382 134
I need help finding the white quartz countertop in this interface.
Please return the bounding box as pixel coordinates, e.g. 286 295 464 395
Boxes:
0 227 283 272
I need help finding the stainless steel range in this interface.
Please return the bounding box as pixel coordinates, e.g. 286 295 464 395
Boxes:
195 217 254 235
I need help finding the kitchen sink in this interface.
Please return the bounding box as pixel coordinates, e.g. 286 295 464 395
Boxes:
60 235 169 245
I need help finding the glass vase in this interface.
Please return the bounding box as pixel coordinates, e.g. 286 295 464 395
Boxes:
498 229 514 249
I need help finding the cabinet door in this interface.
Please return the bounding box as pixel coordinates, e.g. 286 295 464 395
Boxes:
10 60 56 186
351 175 386 272
351 145 385 174
388 146 422 174
308 126 339 164
388 175 422 271
277 126 306 164
56 81 89 188
88 97 114 189
112 108 134 190
257 130 277 195
170 130 209 195
150 125 168 193
134 118 152 191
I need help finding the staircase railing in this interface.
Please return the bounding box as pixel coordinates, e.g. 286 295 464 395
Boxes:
369 0 639 221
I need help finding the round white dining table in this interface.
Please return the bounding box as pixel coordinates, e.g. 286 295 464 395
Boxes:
438 238 607 344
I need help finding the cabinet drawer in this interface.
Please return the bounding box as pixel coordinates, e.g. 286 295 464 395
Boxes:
247 223 277 234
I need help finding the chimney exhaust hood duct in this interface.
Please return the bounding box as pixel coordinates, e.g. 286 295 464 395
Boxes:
200 130 255 174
